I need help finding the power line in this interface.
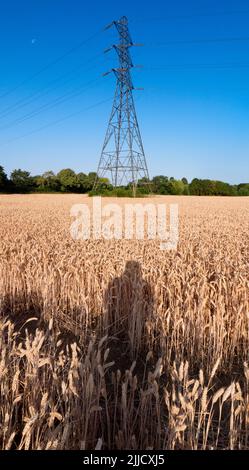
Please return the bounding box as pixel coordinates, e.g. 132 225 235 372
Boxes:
144 62 249 70
2 35 246 124
0 52 109 119
133 9 249 23
0 29 103 100
0 77 104 131
0 55 112 123
148 36 249 46
0 97 113 147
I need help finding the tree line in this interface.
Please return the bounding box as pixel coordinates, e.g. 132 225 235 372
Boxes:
0 166 249 196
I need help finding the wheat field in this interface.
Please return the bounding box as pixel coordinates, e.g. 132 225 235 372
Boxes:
0 193 249 450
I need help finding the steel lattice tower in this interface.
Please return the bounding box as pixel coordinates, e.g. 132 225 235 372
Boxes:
94 16 150 195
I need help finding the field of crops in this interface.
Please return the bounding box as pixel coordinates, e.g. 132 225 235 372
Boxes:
0 193 249 450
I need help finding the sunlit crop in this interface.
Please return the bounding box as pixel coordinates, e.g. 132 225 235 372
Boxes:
0 194 249 449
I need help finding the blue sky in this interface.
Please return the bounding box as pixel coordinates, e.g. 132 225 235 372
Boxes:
0 0 249 183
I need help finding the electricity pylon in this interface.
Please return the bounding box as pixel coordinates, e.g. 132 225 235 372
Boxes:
94 16 150 196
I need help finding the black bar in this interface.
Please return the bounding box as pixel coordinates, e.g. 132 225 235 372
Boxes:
0 450 248 467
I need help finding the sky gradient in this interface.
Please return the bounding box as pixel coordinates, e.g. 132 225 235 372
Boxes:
0 0 249 183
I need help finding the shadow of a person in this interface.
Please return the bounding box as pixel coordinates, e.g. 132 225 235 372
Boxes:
104 260 154 358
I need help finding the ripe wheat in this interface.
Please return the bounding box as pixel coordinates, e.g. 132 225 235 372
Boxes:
0 194 249 449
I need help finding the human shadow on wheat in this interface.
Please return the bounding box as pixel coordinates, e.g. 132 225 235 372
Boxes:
102 260 155 374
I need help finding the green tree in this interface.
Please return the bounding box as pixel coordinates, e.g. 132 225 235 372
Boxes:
136 176 151 194
170 179 185 195
98 177 112 190
88 172 97 188
181 177 188 185
214 181 235 196
137 176 150 188
76 172 90 193
189 178 236 196
43 171 59 191
35 171 60 192
0 166 8 192
77 172 112 193
10 169 34 192
189 179 213 195
57 169 79 192
237 184 249 196
152 175 169 194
